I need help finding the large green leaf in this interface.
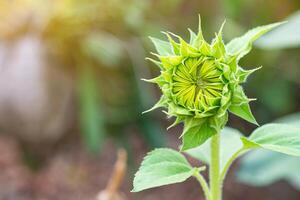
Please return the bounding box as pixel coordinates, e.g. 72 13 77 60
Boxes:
237 149 300 189
226 22 284 59
132 148 195 192
238 112 300 189
255 11 300 49
242 123 300 156
185 127 243 172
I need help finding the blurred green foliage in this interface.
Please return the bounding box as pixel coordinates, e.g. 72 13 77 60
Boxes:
78 66 105 153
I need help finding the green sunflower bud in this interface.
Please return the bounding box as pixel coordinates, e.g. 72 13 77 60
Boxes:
144 16 284 151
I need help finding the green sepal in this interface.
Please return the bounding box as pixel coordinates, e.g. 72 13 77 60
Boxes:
143 96 167 114
226 56 238 72
156 54 183 69
179 38 201 57
221 63 231 80
193 14 212 53
237 66 262 83
211 20 226 59
167 115 185 130
199 40 211 55
217 85 231 116
167 102 193 117
194 106 219 119
149 37 173 56
141 75 165 87
162 31 181 55
188 28 197 45
229 86 258 125
161 69 173 83
230 85 249 104
210 112 228 131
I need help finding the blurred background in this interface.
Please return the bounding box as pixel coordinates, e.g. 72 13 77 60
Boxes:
0 0 299 199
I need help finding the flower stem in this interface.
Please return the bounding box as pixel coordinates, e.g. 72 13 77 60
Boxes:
219 148 248 183
194 171 212 200
210 133 221 200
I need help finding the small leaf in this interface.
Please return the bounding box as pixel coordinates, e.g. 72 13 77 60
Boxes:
132 148 194 192
149 37 173 56
226 22 285 59
185 127 243 172
242 123 300 156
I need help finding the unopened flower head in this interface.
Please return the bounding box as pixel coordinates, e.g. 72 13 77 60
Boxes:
144 16 283 150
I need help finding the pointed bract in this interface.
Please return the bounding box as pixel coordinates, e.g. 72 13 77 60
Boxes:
145 57 163 69
229 102 258 125
181 119 217 151
142 96 167 114
162 31 181 55
237 66 262 83
229 86 258 125
188 28 197 45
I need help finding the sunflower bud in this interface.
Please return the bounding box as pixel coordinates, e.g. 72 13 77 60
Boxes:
144 16 284 150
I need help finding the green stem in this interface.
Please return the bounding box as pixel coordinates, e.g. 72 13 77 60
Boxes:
220 148 248 183
194 171 212 200
210 134 221 200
